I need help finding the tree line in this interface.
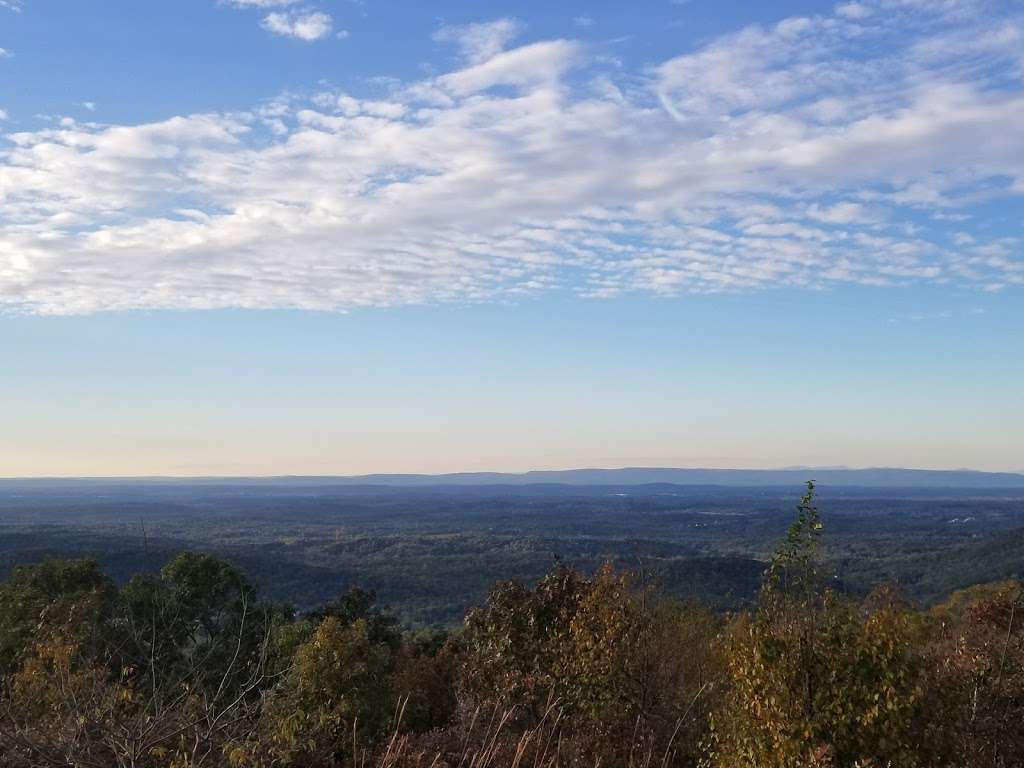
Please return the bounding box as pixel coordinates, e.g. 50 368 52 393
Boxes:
0 483 1021 767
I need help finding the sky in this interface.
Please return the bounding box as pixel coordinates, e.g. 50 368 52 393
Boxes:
0 0 1022 476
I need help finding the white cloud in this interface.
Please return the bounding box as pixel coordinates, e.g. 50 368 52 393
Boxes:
434 40 579 96
79 101 97 111
835 2 871 19
1 4 1022 315
260 9 333 40
0 108 7 120
312 92 407 118
806 202 877 225
0 48 13 58
434 18 522 64
224 0 336 40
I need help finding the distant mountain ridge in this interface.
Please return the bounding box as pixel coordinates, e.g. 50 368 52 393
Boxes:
3 467 1024 489
297 467 1024 488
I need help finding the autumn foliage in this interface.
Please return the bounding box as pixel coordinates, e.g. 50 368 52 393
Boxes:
1 483 1021 767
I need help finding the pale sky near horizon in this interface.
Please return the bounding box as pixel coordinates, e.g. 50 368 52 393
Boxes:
1 0 1022 476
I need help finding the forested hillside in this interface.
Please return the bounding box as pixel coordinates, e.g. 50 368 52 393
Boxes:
1 484 1021 767
2 482 1022 624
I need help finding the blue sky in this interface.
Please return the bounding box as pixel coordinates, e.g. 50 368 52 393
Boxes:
1 0 1022 475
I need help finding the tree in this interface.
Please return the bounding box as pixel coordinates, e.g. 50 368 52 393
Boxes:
0 553 277 768
705 482 932 768
927 580 1024 767
763 481 824 606
0 558 114 675
245 617 393 767
308 586 402 651
459 564 588 713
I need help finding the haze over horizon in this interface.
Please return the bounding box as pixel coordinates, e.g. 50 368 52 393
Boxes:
3 466 1024 486
2 0 1022 475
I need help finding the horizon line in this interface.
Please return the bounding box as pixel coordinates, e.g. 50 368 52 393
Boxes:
2 465 1023 482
